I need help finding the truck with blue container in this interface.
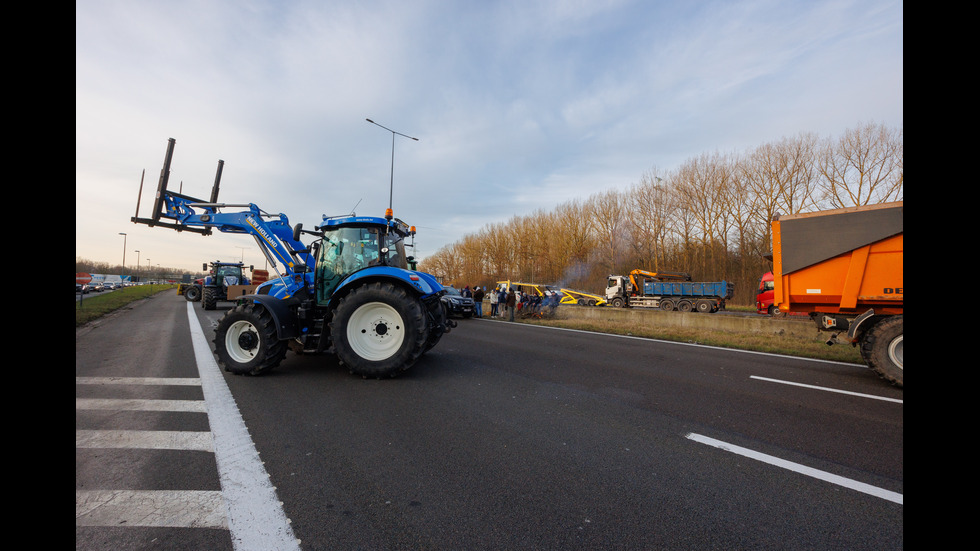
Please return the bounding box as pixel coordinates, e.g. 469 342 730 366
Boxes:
605 269 733 313
131 138 453 378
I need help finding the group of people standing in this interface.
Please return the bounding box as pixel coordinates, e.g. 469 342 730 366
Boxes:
460 285 558 321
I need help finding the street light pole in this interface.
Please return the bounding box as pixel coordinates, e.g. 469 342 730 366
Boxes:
366 118 418 214
118 232 127 272
135 250 140 283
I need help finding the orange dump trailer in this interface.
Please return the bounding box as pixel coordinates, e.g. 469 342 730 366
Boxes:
771 202 903 386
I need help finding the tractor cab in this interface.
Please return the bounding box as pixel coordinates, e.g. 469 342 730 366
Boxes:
312 212 417 302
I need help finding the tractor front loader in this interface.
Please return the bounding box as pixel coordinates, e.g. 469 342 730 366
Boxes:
132 138 452 378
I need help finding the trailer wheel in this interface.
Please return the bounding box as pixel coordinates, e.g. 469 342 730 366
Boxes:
331 282 427 379
184 285 201 302
863 315 903 388
213 303 287 375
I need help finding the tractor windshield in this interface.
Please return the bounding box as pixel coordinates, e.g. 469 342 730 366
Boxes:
315 225 409 302
214 264 243 286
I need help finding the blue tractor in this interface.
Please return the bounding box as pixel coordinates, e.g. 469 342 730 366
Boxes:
132 138 453 378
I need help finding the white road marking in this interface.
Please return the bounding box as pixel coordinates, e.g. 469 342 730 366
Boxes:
76 377 202 386
75 305 302 550
76 430 214 451
750 375 903 403
186 302 302 551
686 433 903 505
75 398 208 412
76 490 227 529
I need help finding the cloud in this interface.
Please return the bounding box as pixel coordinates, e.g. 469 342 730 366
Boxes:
76 0 902 273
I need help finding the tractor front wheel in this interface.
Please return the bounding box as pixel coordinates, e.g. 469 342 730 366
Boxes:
184 285 201 302
213 303 287 375
330 282 427 379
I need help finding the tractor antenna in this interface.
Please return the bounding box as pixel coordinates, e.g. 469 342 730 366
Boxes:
365 118 418 214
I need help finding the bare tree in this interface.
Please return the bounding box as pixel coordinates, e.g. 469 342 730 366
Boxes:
625 169 675 271
818 121 903 207
585 188 627 275
673 152 731 276
743 132 820 251
548 199 594 286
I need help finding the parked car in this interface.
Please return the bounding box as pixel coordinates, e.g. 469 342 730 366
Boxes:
441 286 474 318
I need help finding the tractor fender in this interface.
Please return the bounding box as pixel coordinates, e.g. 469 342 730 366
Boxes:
242 294 302 340
334 266 443 301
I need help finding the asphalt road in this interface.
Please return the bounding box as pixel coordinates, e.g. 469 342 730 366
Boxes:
76 292 903 550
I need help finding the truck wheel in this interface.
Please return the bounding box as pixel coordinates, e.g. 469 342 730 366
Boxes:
659 299 675 312
862 315 903 387
611 297 624 308
203 287 218 310
677 300 694 313
695 300 713 313
213 303 287 375
331 282 427 379
184 285 201 302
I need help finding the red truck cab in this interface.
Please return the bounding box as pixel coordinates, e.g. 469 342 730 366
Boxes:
756 271 776 315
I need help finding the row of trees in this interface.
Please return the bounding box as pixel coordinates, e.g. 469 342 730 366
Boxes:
417 121 903 305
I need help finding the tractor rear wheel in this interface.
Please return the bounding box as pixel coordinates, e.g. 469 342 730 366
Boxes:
213 303 287 375
203 287 218 310
331 282 427 379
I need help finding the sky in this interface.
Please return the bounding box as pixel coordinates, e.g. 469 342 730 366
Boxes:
76 0 903 275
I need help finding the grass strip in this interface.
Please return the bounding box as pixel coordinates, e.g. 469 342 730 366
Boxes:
75 285 178 327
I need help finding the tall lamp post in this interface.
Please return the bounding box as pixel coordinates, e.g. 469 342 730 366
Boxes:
118 233 127 272
135 250 140 283
366 118 418 215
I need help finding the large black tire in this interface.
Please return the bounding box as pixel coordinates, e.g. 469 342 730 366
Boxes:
213 303 287 375
184 285 201 302
695 300 714 313
862 315 903 387
202 287 218 310
677 300 694 313
330 282 427 379
610 297 625 309
422 299 449 353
